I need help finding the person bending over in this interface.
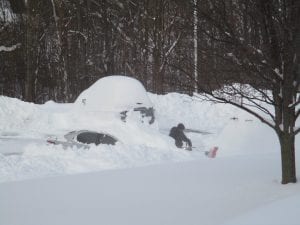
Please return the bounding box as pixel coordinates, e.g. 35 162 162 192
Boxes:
169 123 192 150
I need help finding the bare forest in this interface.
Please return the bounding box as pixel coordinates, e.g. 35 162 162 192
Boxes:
1 0 300 184
1 0 199 103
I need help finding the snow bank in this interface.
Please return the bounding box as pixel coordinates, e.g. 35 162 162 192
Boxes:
149 92 234 133
0 96 38 132
149 93 281 157
0 86 294 182
0 142 197 182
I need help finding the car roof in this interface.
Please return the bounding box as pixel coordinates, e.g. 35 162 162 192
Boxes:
75 76 153 111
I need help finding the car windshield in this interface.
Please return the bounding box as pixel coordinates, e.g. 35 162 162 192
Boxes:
76 132 117 145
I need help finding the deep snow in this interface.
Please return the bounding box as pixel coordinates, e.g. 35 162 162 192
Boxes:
1 156 299 225
0 76 299 225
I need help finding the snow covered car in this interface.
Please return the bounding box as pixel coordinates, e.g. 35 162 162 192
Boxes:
47 130 118 149
75 75 155 124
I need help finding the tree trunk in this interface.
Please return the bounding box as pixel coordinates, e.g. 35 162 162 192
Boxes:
152 0 164 94
24 2 37 102
193 0 198 92
278 132 297 184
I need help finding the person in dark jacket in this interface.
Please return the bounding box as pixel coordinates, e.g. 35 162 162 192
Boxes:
169 123 192 149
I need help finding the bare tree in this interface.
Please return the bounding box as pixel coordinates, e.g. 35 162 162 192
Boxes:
188 0 300 184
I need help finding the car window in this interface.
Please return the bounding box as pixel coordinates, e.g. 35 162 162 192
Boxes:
77 132 117 145
77 132 99 144
134 107 155 124
97 133 117 145
120 106 155 124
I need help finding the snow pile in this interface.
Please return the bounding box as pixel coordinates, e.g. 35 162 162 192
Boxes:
0 96 38 132
75 75 153 111
150 92 234 133
0 75 292 182
1 76 220 182
149 92 281 157
0 142 196 182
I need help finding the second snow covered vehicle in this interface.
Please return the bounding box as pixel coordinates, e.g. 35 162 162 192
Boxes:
47 130 118 149
75 75 155 125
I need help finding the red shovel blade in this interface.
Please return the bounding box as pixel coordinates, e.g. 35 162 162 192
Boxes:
205 146 218 158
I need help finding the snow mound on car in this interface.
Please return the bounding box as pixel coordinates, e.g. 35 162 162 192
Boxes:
75 76 153 111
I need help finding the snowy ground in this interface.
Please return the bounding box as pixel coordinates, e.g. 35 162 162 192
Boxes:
0 86 300 225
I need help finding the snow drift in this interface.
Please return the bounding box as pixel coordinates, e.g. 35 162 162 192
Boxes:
0 75 300 225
